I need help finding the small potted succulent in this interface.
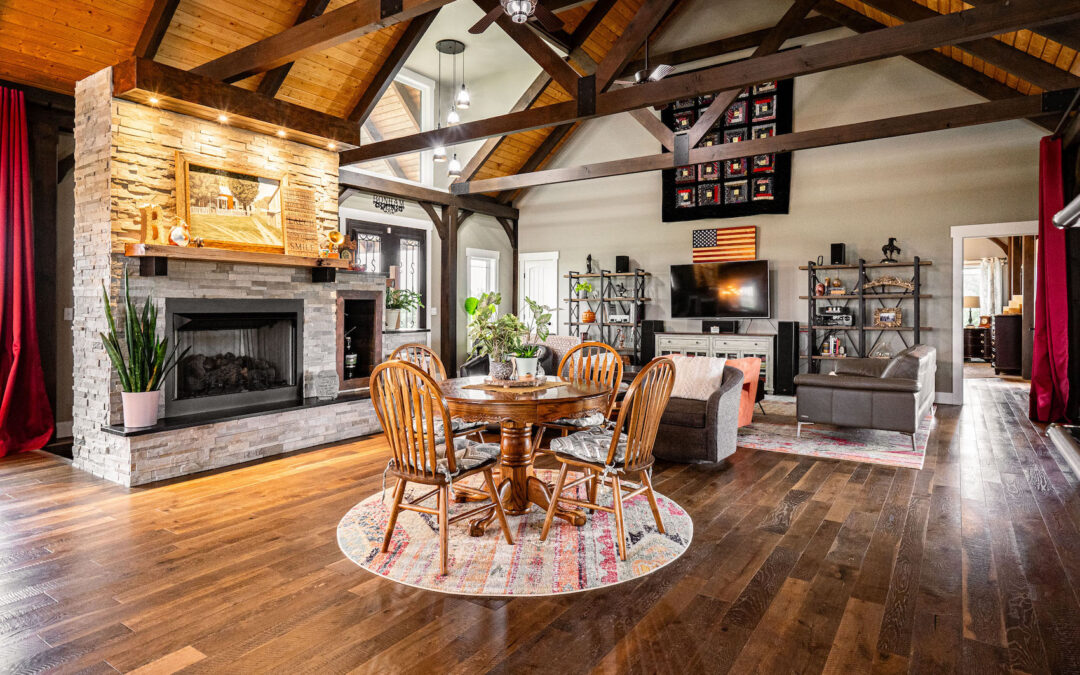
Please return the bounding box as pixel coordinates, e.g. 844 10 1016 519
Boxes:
385 288 423 330
512 344 540 379
100 273 188 428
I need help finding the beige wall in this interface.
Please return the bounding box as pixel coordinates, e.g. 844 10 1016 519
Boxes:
517 53 1044 395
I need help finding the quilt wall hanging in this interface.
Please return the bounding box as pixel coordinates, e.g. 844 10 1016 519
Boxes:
661 77 793 222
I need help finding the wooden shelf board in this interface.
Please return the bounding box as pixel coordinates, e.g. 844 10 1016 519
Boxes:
801 355 891 360
800 294 933 300
810 326 934 331
798 261 933 270
564 272 651 278
124 243 350 269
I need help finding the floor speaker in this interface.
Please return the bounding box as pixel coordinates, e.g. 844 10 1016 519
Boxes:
774 321 799 395
641 320 665 362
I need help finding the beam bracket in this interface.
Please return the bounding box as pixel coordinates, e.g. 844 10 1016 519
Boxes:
1044 88 1079 114
674 132 690 167
381 0 403 18
578 75 597 117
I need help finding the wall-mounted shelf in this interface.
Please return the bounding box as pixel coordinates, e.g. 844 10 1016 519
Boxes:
125 243 350 282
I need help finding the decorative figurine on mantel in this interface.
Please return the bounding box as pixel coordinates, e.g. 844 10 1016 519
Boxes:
138 204 168 245
881 237 901 263
168 219 191 247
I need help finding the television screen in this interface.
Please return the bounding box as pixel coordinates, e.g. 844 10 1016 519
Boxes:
670 260 771 318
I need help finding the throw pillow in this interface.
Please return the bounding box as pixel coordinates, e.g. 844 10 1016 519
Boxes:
669 354 727 401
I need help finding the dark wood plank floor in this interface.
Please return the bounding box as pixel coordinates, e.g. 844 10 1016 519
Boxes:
2 378 1079 674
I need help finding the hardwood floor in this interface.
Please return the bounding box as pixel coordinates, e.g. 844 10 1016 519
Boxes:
2 378 1079 673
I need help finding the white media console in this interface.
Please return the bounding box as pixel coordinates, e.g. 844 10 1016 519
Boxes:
656 332 774 394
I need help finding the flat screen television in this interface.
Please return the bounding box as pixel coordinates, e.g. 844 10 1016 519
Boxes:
670 260 771 319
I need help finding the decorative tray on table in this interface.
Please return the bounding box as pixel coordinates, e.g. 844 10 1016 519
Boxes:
483 375 549 387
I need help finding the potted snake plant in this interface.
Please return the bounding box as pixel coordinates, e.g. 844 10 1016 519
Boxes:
100 273 188 428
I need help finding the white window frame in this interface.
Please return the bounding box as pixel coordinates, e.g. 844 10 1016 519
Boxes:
466 247 500 298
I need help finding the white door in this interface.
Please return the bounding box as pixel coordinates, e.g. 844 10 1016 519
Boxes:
519 252 560 330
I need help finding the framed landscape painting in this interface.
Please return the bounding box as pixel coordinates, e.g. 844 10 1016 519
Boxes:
176 152 288 253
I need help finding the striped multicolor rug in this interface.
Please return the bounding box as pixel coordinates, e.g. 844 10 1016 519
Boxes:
337 469 693 596
737 399 931 469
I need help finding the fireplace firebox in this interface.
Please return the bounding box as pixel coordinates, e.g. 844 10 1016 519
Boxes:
165 299 304 417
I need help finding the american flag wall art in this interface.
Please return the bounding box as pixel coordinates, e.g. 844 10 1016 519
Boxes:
692 226 758 263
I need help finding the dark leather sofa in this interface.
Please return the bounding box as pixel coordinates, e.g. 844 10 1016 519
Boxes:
793 345 936 448
652 365 744 465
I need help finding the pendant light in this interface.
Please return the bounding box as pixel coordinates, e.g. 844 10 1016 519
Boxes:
447 153 462 177
446 105 461 125
455 46 471 109
433 140 447 163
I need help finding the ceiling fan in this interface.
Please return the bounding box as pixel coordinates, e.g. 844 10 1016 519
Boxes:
613 40 674 86
469 1 565 35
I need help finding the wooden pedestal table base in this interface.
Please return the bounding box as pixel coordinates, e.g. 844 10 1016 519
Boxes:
438 376 612 538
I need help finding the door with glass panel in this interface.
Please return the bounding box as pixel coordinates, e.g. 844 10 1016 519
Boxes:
345 221 428 330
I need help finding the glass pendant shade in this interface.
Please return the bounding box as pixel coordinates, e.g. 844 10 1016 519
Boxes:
455 84 471 110
446 106 460 125
447 154 462 177
433 144 447 162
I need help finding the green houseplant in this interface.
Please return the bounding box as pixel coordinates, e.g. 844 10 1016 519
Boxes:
385 288 424 330
464 292 527 379
574 281 596 323
101 273 188 428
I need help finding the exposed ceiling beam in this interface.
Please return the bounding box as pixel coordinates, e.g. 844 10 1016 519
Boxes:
342 0 1080 165
347 9 440 123
256 0 334 98
393 81 422 131
628 109 675 149
451 92 1069 194
816 0 1057 130
339 187 359 205
134 0 181 60
686 0 821 147
339 169 519 219
618 15 840 79
473 0 582 95
596 0 681 91
962 0 1080 53
858 0 1080 91
190 0 453 83
362 120 409 179
495 122 576 203
571 0 619 49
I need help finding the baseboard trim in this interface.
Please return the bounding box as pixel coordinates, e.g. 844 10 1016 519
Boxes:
936 391 961 406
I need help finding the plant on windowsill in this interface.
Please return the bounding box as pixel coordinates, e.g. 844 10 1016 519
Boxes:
100 272 189 428
385 288 424 330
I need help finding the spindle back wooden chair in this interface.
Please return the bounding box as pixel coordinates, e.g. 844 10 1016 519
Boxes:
390 342 487 442
530 341 623 457
370 360 512 575
539 356 676 561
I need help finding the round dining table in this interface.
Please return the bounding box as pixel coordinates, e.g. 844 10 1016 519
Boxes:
439 375 612 537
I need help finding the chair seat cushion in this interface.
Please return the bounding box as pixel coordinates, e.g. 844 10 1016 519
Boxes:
550 428 627 466
435 416 488 435
547 411 607 428
660 397 707 428
433 438 501 475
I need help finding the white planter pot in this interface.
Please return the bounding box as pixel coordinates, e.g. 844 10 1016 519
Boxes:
385 309 401 330
121 390 161 428
514 357 539 379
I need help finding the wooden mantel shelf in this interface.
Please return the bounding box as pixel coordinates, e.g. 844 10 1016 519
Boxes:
125 243 350 282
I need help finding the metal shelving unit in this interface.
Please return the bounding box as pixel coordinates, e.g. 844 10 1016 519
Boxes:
564 269 650 363
800 258 932 373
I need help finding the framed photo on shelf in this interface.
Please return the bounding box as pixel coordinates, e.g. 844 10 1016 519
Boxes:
873 307 903 327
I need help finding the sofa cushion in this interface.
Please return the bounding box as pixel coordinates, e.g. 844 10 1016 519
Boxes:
661 397 707 428
669 354 727 401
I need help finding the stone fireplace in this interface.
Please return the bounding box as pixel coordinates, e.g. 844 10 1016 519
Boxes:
70 67 384 487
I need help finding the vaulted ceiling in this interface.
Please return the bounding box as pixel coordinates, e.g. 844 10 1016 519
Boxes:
1 0 1077 200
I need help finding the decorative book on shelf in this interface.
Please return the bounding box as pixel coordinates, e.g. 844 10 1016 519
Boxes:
661 76 793 222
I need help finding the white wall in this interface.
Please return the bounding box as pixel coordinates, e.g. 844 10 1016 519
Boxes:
517 52 1044 394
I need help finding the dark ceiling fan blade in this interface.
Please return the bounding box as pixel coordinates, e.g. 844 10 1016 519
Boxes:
469 5 503 34
532 3 565 33
648 64 675 82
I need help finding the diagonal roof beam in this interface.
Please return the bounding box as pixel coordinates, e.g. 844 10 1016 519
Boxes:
496 122 576 203
571 0 619 49
340 0 1080 166
473 0 582 95
363 120 409 179
347 9 440 123
858 0 1080 91
686 0 821 147
393 81 422 131
962 0 1080 53
452 92 1072 194
815 0 1057 130
191 0 453 83
135 0 181 60
596 0 681 91
257 0 334 98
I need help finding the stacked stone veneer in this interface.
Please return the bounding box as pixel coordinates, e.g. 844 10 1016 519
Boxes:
72 67 381 486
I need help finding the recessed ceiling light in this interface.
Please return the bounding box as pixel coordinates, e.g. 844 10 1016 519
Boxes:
217 113 228 123
277 129 287 138
327 141 337 150
148 96 159 105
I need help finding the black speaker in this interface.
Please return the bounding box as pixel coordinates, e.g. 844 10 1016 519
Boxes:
774 321 799 395
702 320 738 334
615 255 630 273
641 320 665 362
830 243 846 265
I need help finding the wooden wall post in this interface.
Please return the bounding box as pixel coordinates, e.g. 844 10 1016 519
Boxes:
440 205 459 370
1021 234 1036 379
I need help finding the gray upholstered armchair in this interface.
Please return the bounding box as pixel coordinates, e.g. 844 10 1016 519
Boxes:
652 365 744 464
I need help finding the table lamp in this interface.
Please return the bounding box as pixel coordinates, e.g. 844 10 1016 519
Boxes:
963 295 980 326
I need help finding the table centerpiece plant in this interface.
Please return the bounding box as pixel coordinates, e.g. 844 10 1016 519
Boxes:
100 272 189 428
464 292 524 379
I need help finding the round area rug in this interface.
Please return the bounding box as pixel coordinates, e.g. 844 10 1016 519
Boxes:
337 469 693 596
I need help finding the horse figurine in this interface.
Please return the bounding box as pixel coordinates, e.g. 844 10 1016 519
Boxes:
881 238 901 263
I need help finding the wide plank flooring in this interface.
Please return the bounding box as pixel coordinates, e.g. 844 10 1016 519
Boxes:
1 377 1079 673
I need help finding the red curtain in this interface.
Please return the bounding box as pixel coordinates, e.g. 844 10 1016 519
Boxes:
0 86 53 456
1029 136 1070 423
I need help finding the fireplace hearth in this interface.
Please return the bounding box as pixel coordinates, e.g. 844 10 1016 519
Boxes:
165 299 303 417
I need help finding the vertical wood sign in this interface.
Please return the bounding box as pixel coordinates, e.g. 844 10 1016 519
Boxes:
282 187 320 257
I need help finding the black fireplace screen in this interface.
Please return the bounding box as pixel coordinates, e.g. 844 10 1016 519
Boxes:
174 313 297 400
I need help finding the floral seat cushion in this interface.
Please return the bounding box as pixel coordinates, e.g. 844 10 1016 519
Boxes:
549 427 628 466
